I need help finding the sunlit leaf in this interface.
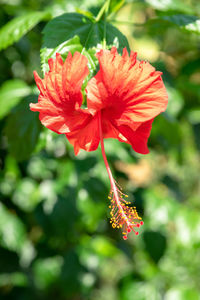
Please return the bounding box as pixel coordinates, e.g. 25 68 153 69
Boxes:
166 85 184 118
121 281 160 300
12 178 40 212
175 207 200 246
145 0 193 14
162 15 200 35
147 15 200 35
0 203 26 252
165 286 200 300
109 0 125 17
40 35 83 74
0 80 31 119
0 272 27 288
91 236 119 257
77 188 105 231
0 11 51 51
33 256 63 289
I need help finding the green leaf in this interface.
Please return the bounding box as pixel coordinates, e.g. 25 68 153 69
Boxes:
109 0 125 17
5 95 41 161
0 11 50 51
41 35 83 74
42 12 130 60
0 80 31 119
0 203 26 252
151 115 182 149
166 85 184 118
35 187 79 238
187 109 200 125
143 231 167 263
90 236 119 257
60 250 84 294
77 186 105 232
41 12 129 88
145 0 194 14
0 272 27 288
165 286 200 300
161 15 200 35
121 281 160 300
12 178 41 212
147 15 200 35
175 206 200 246
33 256 63 289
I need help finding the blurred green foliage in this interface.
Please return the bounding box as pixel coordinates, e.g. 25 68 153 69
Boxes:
0 0 200 299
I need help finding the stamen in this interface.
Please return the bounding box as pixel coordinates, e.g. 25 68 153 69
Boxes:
98 111 143 239
108 186 143 238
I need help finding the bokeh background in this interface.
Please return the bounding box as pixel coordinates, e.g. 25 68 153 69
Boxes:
0 0 200 299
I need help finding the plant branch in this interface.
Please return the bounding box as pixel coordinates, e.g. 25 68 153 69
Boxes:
95 0 110 22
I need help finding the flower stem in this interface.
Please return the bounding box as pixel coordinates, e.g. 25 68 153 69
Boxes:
98 112 129 223
95 0 110 22
110 19 145 26
98 111 143 239
98 112 115 190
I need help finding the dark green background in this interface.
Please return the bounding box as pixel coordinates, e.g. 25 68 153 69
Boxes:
0 0 200 299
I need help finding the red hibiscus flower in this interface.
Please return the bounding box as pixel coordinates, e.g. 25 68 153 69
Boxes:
30 47 168 239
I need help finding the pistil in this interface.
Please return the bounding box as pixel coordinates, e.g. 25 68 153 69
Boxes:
98 111 143 239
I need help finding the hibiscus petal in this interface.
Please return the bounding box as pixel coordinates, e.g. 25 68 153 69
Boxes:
30 96 91 134
66 114 100 155
117 119 154 154
30 52 90 134
62 51 89 108
33 71 46 96
30 95 58 114
87 47 139 112
39 114 69 134
101 113 128 143
87 47 168 126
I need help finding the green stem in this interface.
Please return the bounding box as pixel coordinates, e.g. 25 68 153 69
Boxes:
98 111 130 226
103 0 110 49
110 19 145 26
95 0 110 22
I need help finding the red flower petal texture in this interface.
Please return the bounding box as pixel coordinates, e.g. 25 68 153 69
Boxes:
30 52 100 154
66 114 100 155
86 47 168 154
30 52 91 133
